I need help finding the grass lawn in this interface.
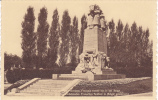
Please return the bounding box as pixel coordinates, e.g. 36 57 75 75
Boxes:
117 78 152 94
67 77 152 96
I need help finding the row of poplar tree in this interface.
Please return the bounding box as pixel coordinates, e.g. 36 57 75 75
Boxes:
21 7 86 69
108 20 152 68
21 6 152 69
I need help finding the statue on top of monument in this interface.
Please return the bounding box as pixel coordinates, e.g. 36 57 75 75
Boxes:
87 4 106 31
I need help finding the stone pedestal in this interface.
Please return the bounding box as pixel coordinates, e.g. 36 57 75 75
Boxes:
83 28 107 54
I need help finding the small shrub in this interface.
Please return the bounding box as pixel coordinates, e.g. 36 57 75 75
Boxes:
6 70 18 83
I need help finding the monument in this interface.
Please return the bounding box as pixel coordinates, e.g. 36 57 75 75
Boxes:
55 5 125 81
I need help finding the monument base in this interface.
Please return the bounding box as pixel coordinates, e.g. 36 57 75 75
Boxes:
72 68 117 75
53 70 126 81
57 73 88 80
101 68 117 74
94 74 126 80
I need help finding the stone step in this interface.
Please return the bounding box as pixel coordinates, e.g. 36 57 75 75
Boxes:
17 79 72 96
58 77 88 80
38 80 71 82
10 79 77 96
23 87 63 91
34 83 68 85
35 83 69 85
31 83 68 86
29 85 65 88
7 93 39 96
19 91 56 95
32 83 68 86
60 74 87 76
21 89 61 92
59 76 87 79
59 74 87 77
36 81 70 84
31 80 70 87
21 87 62 92
25 86 63 90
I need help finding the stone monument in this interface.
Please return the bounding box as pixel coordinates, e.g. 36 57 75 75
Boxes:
72 5 114 74
55 5 126 80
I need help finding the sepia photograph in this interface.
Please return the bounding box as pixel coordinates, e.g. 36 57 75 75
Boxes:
1 0 157 100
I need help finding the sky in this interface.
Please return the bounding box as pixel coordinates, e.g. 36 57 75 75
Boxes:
2 0 156 57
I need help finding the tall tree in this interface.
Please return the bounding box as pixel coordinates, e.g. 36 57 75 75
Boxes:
108 19 116 61
59 10 71 67
115 20 124 62
79 14 87 55
116 20 124 41
141 28 150 67
21 7 36 68
144 29 150 53
37 7 49 68
147 40 153 62
137 26 143 67
122 23 130 66
48 9 60 68
107 19 152 71
70 16 79 68
130 22 138 66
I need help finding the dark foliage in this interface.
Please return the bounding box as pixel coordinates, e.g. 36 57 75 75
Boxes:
59 10 71 67
69 16 79 69
108 20 153 73
21 7 36 68
48 9 60 68
6 66 72 82
37 7 49 68
79 14 87 55
4 53 22 71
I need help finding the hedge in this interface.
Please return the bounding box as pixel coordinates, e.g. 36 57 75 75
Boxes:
6 67 72 83
114 67 152 78
6 66 152 83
